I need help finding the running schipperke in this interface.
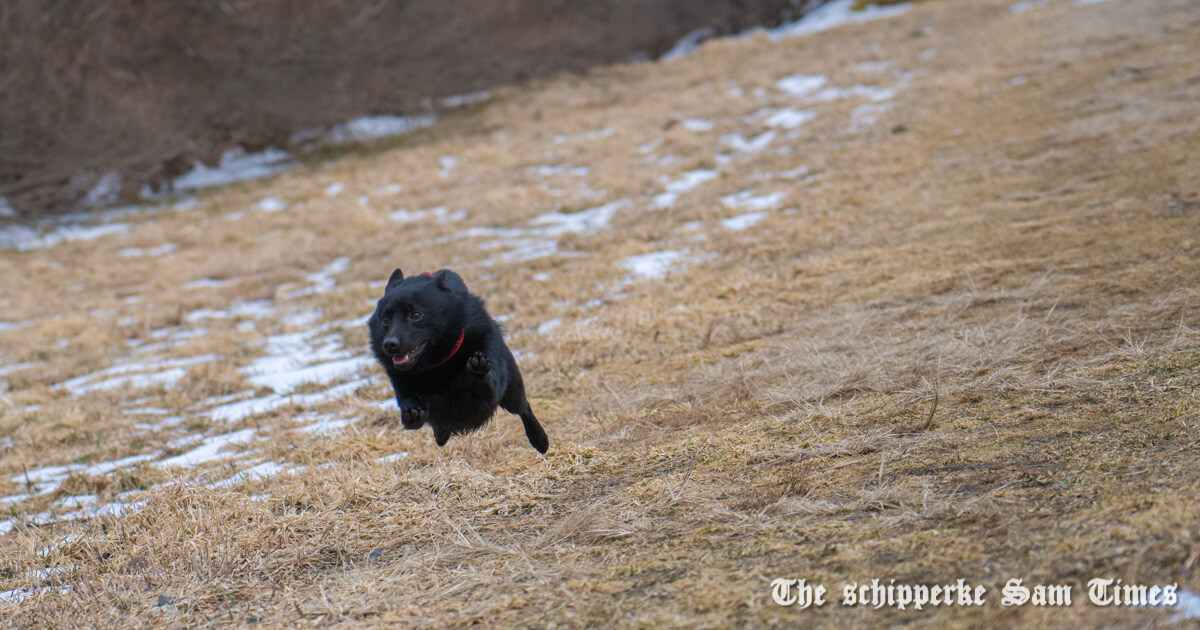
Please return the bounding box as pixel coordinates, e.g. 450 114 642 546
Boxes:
367 268 549 453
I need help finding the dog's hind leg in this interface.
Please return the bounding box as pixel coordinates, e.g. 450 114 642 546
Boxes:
517 406 549 454
500 375 549 454
432 424 452 447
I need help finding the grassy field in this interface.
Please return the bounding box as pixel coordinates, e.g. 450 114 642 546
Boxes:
1 0 1198 626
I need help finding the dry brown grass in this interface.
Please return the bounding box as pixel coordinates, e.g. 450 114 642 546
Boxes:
2 0 1199 626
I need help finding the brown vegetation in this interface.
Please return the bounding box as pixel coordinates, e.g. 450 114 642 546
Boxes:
1 0 1198 626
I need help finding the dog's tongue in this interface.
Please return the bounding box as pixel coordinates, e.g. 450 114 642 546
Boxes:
392 342 424 367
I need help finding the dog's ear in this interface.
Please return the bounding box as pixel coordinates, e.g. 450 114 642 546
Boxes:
433 269 468 293
386 268 405 293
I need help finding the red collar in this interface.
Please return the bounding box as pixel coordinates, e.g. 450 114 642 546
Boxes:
432 327 465 367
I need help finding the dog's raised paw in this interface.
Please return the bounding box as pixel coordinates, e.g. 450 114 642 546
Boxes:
466 352 491 376
401 406 427 429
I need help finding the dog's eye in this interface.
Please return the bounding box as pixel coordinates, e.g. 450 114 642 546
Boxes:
381 317 391 327
408 310 423 322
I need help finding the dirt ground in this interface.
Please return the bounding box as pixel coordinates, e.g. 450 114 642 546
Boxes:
0 0 1198 627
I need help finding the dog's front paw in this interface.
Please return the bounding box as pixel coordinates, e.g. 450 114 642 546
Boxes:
466 352 491 376
401 406 427 429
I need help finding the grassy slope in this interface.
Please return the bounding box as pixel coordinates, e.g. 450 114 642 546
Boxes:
1 0 1198 626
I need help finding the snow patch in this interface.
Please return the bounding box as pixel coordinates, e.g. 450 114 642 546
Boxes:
622 250 685 281
118 243 177 258
764 108 818 129
326 114 436 144
524 164 590 177
440 90 492 108
184 277 239 290
771 0 912 39
253 196 289 212
208 461 294 489
55 355 220 397
652 170 719 209
284 257 349 298
721 190 789 212
445 200 628 265
0 223 130 252
171 147 295 193
297 415 357 435
390 206 468 224
662 26 717 60
721 211 771 231
156 429 256 468
82 172 122 208
777 74 828 98
810 84 895 103
185 299 274 322
721 130 777 153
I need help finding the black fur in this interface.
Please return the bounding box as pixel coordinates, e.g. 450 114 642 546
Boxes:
367 268 549 453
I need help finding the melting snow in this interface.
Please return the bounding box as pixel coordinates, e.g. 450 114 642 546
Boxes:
55 355 220 397
0 223 130 252
652 169 719 209
764 108 818 129
446 200 628 265
297 414 357 435
156 429 256 468
851 102 893 127
325 182 344 197
0 584 73 604
234 322 373 400
440 90 492 108
777 74 829 98
722 130 777 153
185 299 274 322
253 196 289 212
325 114 436 144
525 164 590 177
0 320 32 332
82 172 122 207
208 461 294 489
662 26 717 60
183 277 239 290
0 361 35 377
171 147 295 193
118 243 177 257
721 190 789 212
770 0 912 39
721 211 771 231
622 250 685 280
1010 0 1047 10
536 319 563 335
389 206 468 223
638 139 664 154
285 257 349 298
1173 590 1200 621
810 84 895 103
682 118 716 132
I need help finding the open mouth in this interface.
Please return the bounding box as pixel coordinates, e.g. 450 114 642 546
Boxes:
390 340 428 368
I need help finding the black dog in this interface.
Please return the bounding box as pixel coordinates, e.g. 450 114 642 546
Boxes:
367 268 549 453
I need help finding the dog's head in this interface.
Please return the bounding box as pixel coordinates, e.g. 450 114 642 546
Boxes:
368 268 469 372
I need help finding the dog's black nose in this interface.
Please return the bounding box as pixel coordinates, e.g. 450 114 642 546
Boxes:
382 338 400 354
